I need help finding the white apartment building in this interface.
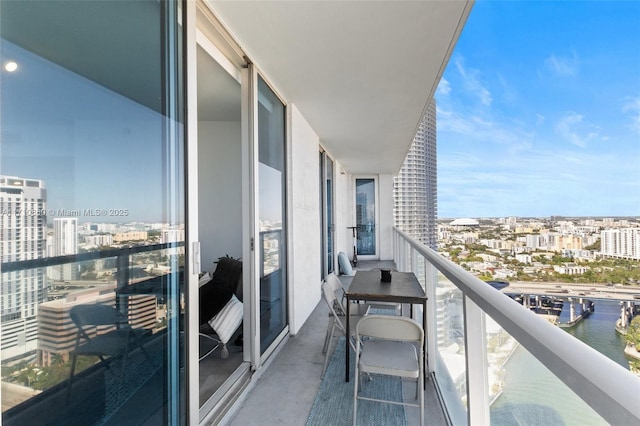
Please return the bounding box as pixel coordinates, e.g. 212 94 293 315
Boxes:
0 176 48 360
526 234 541 249
161 227 186 256
83 234 114 247
393 98 437 249
601 228 640 260
50 218 79 281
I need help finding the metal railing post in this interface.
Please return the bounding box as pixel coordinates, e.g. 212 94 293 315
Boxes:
464 296 490 425
115 248 130 312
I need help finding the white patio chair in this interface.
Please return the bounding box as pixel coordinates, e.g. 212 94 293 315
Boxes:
353 314 424 426
320 279 369 378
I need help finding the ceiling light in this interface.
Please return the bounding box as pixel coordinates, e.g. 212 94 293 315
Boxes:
4 61 18 72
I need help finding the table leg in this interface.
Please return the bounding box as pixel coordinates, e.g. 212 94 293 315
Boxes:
345 295 350 382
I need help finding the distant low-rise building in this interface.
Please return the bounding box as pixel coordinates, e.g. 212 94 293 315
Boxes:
493 268 516 279
553 263 589 275
113 231 148 243
555 234 583 251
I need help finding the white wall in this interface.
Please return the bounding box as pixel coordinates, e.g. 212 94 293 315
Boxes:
378 174 395 260
198 121 243 272
334 167 354 264
287 104 321 334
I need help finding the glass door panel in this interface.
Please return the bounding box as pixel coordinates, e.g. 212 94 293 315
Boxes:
319 152 335 278
195 41 244 408
0 1 185 424
257 76 287 354
326 157 334 274
355 178 376 256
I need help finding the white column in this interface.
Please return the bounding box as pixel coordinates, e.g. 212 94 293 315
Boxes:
464 296 490 425
569 298 575 322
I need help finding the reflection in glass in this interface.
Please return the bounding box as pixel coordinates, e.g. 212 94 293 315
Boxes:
434 273 468 424
355 178 376 255
320 152 334 276
490 326 606 425
257 76 287 353
326 157 334 274
0 1 184 424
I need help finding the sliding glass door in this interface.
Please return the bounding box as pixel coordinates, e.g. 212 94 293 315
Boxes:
0 1 185 424
256 76 288 354
320 152 335 277
355 178 377 256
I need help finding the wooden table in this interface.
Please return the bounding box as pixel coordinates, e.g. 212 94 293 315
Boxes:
344 270 427 382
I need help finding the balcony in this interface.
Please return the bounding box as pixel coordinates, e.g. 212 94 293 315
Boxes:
223 259 448 426
223 230 640 425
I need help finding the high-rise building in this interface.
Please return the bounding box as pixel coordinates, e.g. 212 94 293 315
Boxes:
393 98 437 249
601 228 640 260
50 217 79 281
0 176 48 360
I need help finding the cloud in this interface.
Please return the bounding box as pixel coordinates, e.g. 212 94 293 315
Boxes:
497 73 517 103
454 57 492 106
622 97 640 134
536 114 545 126
555 111 599 148
437 106 534 149
437 78 451 96
544 52 579 77
438 142 640 217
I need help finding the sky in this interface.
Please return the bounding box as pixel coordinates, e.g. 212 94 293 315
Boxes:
1 39 180 224
436 0 640 219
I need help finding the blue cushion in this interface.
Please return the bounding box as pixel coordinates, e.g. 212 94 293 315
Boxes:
338 252 354 276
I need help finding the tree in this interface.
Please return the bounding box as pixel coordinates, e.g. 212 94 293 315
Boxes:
584 239 601 251
626 316 640 350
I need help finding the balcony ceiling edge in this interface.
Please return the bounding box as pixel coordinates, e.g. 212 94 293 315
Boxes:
210 0 474 175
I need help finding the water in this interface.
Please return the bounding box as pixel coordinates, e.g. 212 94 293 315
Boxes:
563 300 628 368
491 300 630 425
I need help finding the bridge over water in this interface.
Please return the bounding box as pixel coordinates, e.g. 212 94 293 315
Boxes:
500 281 640 302
497 281 640 327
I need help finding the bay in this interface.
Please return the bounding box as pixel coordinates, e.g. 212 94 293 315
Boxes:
491 300 630 425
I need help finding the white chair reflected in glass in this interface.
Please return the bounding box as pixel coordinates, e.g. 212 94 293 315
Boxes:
352 315 424 426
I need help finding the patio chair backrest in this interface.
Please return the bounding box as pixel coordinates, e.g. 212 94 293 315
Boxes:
356 314 423 344
321 280 338 314
326 273 346 313
322 280 348 330
70 304 129 329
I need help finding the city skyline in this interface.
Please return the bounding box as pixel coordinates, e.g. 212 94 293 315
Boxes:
437 1 640 219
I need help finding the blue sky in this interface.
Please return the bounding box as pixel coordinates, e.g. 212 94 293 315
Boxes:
1 39 179 224
436 1 640 218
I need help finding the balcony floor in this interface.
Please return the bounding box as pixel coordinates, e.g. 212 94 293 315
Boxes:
223 260 448 426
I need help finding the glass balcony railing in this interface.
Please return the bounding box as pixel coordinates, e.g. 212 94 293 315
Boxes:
393 227 640 425
1 242 184 425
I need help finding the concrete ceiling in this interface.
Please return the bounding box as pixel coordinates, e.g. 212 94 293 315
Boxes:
210 0 473 175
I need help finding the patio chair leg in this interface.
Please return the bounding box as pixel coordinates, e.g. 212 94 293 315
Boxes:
352 359 359 426
322 318 334 354
321 322 337 378
66 353 78 403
